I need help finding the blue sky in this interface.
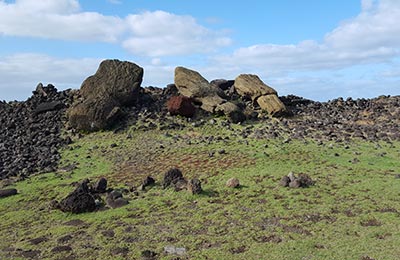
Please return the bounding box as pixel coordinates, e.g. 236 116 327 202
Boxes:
0 0 399 101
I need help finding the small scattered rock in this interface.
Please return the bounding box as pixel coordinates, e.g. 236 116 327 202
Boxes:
164 245 186 256
226 178 240 188
106 190 129 209
281 172 315 188
0 188 18 198
140 176 155 191
141 250 157 259
187 179 203 194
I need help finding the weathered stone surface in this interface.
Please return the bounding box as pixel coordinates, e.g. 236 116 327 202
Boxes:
174 66 220 99
80 59 143 106
174 67 225 113
257 95 287 116
68 97 122 131
68 59 143 131
167 95 195 117
234 74 277 100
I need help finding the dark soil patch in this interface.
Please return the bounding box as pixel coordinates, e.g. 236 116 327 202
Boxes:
18 249 41 258
254 234 282 243
229 245 247 254
101 230 115 238
360 218 382 227
51 245 73 253
64 219 87 226
110 247 129 256
28 236 48 245
57 234 73 243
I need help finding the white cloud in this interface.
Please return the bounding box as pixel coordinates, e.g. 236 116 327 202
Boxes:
0 0 125 42
0 2 231 56
122 11 231 56
214 0 400 73
0 53 101 101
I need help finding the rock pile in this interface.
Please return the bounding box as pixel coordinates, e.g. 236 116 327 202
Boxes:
280 172 315 188
280 95 400 142
174 67 246 123
0 84 73 179
53 177 129 213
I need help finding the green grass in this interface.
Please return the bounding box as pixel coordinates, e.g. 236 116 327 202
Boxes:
1 119 399 259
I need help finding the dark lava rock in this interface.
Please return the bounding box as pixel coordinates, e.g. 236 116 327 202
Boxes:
162 168 185 189
0 84 73 179
93 177 107 193
187 178 202 194
57 182 96 213
0 188 17 198
34 101 65 114
140 176 156 190
141 250 157 259
167 95 196 118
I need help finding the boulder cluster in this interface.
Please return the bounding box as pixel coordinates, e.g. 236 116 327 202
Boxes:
0 84 73 180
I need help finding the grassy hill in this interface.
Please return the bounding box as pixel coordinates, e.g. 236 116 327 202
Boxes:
1 117 399 260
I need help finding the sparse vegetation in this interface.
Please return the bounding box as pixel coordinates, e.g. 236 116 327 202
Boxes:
1 118 399 259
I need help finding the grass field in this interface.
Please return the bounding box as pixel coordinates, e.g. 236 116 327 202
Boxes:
1 118 399 259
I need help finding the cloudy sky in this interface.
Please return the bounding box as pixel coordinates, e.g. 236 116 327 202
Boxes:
1 0 399 101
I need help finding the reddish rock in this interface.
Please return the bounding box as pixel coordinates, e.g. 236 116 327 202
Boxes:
167 95 195 117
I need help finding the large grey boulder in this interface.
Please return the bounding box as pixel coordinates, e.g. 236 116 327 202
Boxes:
68 59 143 131
234 74 286 116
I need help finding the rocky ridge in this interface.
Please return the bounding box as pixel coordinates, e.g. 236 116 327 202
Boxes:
0 59 399 181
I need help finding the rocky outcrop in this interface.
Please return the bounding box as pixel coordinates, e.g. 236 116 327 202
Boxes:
234 74 286 116
174 67 245 123
68 59 143 131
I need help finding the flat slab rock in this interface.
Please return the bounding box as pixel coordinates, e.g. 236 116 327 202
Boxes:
0 188 18 198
